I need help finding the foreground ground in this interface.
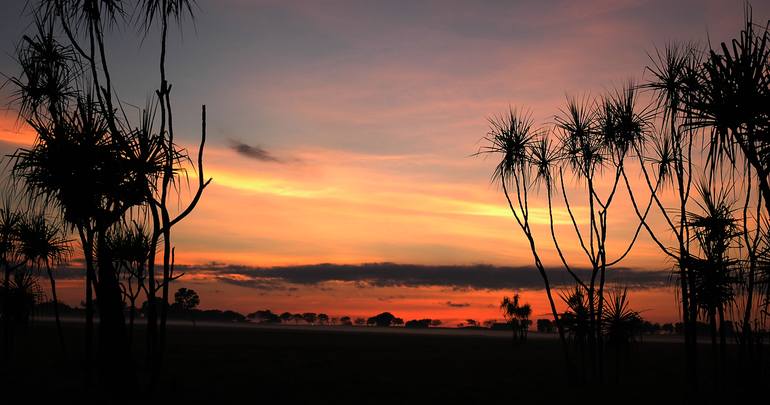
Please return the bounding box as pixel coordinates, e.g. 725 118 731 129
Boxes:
0 320 754 403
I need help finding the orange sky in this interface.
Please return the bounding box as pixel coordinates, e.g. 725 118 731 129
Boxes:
1 0 766 324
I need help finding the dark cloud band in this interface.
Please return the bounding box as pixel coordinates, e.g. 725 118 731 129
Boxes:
179 262 673 291
52 262 673 291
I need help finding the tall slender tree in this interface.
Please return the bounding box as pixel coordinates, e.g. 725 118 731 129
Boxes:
8 0 211 391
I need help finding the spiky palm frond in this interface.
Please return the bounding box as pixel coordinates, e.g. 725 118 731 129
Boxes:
555 96 605 178
684 11 770 170
598 83 654 159
479 108 538 185
500 294 520 321
10 16 81 121
16 213 71 267
602 287 643 345
645 131 678 188
644 42 702 126
12 93 149 227
559 285 591 342
105 223 150 267
50 0 127 33
685 182 741 316
0 266 45 325
500 293 531 321
137 0 197 32
0 207 22 261
528 134 561 189
688 182 740 259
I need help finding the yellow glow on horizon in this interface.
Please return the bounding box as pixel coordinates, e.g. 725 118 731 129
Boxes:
209 168 338 198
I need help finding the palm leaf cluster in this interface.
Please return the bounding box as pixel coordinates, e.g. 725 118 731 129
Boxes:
500 294 532 341
685 184 740 320
559 286 592 344
1 205 68 331
601 288 643 345
4 0 211 388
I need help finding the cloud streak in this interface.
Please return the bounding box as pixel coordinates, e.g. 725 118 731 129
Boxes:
178 262 672 292
229 139 283 163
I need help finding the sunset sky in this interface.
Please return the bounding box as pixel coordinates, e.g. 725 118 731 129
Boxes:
1 0 766 324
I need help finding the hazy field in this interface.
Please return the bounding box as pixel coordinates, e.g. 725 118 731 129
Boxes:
3 320 736 403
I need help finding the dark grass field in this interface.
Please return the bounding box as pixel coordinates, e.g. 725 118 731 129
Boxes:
0 320 755 403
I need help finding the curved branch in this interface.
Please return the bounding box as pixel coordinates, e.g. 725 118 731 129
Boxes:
560 169 594 263
546 179 588 289
621 168 678 260
606 166 658 266
634 143 680 236
165 105 212 231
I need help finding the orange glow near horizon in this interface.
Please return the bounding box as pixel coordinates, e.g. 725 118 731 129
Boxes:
2 0 766 325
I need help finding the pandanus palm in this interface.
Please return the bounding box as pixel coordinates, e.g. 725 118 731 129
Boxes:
500 294 532 341
637 41 703 390
0 205 23 359
0 207 22 300
601 288 643 346
10 0 210 390
106 223 151 347
684 13 770 217
687 183 740 352
601 287 643 381
552 87 651 379
560 286 591 345
479 109 570 361
12 89 152 385
16 213 70 351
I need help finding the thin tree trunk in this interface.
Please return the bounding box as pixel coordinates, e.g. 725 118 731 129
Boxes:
46 262 65 352
79 227 95 387
158 222 171 366
146 206 160 373
718 305 726 370
501 181 573 376
128 299 135 349
95 230 135 391
2 265 12 361
709 308 718 390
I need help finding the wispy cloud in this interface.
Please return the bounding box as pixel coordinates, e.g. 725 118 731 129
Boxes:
229 139 283 163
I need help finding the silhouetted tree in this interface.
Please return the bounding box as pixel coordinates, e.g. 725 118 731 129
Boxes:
601 288 643 346
686 182 740 384
405 319 432 328
500 294 532 342
318 313 329 325
174 288 200 326
7 0 211 390
635 41 702 389
478 110 570 365
279 312 292 323
248 310 280 324
0 204 24 359
17 213 70 351
367 312 397 327
301 312 317 324
107 224 151 347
